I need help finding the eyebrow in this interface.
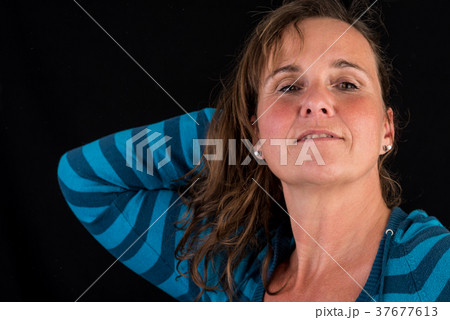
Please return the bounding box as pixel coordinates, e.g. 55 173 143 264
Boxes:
332 59 370 78
264 58 371 86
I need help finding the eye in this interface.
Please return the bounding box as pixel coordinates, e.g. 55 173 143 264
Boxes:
278 85 301 93
338 82 359 91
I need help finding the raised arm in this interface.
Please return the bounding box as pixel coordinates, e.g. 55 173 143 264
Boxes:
57 108 215 301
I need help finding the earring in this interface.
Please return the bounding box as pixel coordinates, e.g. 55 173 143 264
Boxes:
383 144 392 152
254 150 263 159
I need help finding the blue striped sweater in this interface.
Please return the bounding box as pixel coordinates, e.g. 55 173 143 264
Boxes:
57 108 450 301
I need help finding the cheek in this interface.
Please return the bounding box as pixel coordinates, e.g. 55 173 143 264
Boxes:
343 100 384 152
256 100 303 171
257 98 298 139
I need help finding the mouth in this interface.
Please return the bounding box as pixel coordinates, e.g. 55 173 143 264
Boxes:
297 130 343 142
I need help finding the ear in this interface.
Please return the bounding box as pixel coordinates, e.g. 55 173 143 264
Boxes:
381 107 395 154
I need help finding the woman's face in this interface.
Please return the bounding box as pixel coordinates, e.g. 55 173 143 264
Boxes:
255 17 393 187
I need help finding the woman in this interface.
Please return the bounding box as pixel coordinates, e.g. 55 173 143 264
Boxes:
57 0 450 301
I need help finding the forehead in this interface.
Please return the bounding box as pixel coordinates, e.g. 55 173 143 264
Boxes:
265 17 378 77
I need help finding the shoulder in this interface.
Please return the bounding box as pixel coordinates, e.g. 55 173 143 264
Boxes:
394 209 450 265
395 209 449 244
388 208 450 301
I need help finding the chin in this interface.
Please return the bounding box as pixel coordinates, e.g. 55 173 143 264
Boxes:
275 161 346 187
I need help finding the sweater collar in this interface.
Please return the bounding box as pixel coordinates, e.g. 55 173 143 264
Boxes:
357 206 407 301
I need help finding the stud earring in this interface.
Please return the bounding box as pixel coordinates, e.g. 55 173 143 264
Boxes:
253 150 263 159
383 144 392 152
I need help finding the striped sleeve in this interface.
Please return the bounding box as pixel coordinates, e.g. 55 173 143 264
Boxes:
385 210 450 301
57 108 215 301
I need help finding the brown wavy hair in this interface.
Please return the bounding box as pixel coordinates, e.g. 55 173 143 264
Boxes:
174 0 401 301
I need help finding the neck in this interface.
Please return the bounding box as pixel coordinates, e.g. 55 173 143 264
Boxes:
280 166 391 282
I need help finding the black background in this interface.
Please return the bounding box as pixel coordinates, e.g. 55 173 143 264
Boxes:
1 0 449 301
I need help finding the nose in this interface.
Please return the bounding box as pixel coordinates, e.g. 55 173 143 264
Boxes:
299 84 335 118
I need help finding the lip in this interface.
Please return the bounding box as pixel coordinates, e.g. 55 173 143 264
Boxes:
296 129 343 142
